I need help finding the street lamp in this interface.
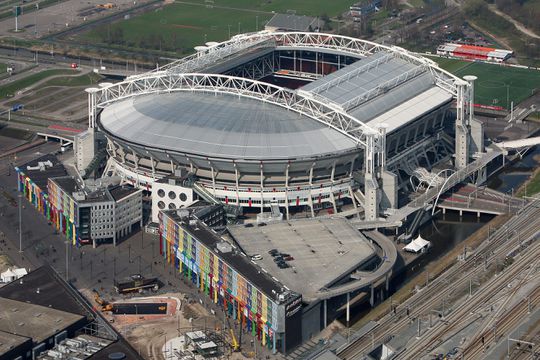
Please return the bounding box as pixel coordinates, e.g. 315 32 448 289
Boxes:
65 240 69 281
18 193 22 253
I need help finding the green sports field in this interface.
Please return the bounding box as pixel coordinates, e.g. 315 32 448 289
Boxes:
432 57 540 109
79 0 353 54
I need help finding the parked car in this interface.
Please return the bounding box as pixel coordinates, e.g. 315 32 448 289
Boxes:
251 254 263 261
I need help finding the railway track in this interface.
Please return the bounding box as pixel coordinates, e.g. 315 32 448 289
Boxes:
338 199 540 359
400 241 540 359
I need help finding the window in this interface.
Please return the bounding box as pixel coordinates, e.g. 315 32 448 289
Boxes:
157 189 165 197
158 201 165 209
168 203 176 209
179 192 187 202
168 191 176 200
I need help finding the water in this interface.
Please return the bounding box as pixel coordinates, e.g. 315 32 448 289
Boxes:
487 146 540 193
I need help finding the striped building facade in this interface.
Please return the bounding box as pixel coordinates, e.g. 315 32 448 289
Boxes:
159 210 303 353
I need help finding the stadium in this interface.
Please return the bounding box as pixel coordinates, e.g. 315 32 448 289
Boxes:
88 31 477 220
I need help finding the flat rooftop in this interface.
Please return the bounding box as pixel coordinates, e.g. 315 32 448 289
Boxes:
0 329 30 356
16 154 68 195
0 266 88 316
228 218 377 301
51 176 112 203
0 298 85 344
163 210 288 301
109 185 140 201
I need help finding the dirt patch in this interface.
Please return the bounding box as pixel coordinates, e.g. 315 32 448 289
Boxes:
0 254 13 274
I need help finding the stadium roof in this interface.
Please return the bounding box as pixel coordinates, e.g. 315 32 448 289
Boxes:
99 91 358 160
302 51 452 130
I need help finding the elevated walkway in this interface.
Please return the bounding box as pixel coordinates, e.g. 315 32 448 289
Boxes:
495 136 540 149
503 105 536 124
350 148 504 228
437 183 525 216
191 182 220 205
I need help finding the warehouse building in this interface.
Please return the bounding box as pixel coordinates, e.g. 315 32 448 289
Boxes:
0 266 143 360
0 298 87 359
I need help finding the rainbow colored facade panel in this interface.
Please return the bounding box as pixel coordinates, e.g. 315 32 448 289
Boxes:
15 169 79 246
159 211 279 351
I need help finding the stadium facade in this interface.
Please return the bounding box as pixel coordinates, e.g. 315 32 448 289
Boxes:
88 32 482 221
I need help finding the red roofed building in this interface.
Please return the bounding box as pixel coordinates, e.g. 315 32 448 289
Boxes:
437 43 513 62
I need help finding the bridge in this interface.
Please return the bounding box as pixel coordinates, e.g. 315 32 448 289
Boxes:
436 183 525 216
495 136 540 149
349 147 504 228
36 132 74 146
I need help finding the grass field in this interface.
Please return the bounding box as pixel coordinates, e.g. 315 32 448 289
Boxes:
79 0 353 54
431 57 540 108
0 63 7 74
0 69 78 99
40 72 102 87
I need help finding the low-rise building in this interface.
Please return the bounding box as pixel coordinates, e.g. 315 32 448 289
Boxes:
0 298 87 359
159 209 396 354
48 177 142 247
350 0 382 17
159 209 302 354
436 43 513 62
265 13 322 32
14 155 142 247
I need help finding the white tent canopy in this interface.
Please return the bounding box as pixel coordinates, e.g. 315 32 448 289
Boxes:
403 234 431 253
1 267 27 283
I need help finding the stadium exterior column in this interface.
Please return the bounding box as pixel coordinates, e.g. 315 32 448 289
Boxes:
349 155 357 177
85 87 98 129
284 163 290 220
455 79 469 169
364 130 380 221
234 164 240 205
150 155 156 179
260 163 264 213
132 150 138 170
110 141 117 158
210 165 216 196
308 163 315 217
348 186 360 219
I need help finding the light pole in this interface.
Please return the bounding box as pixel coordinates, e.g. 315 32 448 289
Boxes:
18 193 22 253
506 84 510 110
65 240 69 281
